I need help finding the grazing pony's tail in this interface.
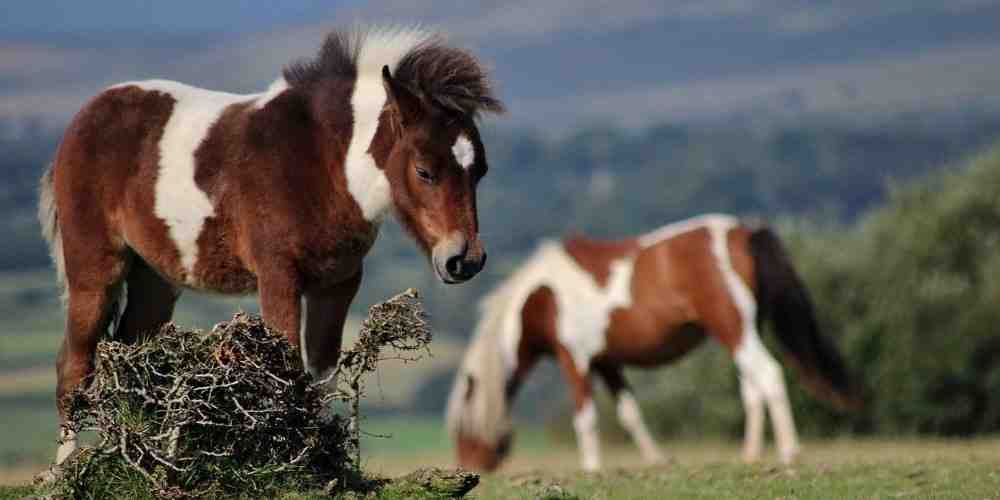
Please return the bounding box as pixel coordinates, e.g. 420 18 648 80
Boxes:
748 226 864 410
39 163 67 302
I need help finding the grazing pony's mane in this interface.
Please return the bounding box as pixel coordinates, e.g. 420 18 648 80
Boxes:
446 241 565 444
283 26 505 118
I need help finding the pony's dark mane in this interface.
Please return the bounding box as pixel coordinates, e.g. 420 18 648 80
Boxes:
283 30 358 84
283 27 505 118
394 42 505 118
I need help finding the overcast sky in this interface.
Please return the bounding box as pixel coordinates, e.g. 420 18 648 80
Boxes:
3 1 1000 130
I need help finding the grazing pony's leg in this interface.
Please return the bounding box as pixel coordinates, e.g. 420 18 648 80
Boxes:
555 346 600 471
300 270 363 378
595 364 665 464
738 376 765 462
114 258 180 344
734 332 799 464
707 301 800 464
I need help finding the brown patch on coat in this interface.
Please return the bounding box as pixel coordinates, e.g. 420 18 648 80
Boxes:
562 236 640 286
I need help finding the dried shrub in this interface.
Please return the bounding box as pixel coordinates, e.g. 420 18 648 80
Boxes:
54 288 431 499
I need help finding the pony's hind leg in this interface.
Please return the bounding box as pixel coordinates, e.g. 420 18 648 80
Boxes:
55 258 128 465
739 376 765 462
114 257 179 344
734 331 800 465
595 364 665 464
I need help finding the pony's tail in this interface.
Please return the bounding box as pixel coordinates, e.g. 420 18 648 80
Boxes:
39 163 67 303
748 226 864 410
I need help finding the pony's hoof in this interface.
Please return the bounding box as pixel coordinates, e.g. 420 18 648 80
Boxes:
33 465 64 485
778 447 801 466
644 452 672 466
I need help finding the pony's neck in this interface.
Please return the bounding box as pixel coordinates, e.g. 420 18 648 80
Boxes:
338 72 398 223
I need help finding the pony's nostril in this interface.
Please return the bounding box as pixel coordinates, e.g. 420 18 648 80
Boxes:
446 255 464 276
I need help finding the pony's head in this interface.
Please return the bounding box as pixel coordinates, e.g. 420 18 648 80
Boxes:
445 316 515 471
379 62 498 283
284 27 504 284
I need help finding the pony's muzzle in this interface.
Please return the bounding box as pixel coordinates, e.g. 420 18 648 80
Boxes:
433 233 486 284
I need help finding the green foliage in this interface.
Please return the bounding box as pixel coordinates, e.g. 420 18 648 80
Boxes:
787 144 1000 435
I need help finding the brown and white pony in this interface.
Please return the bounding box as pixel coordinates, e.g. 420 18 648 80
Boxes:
38 26 503 467
446 214 862 472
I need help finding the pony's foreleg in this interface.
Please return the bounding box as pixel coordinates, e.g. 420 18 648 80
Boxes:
734 332 800 464
556 348 601 471
596 365 664 464
739 377 765 463
299 270 362 379
257 267 304 348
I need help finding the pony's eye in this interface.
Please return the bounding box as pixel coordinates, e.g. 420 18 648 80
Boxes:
415 166 435 183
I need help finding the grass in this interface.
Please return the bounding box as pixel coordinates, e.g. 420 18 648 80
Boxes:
5 438 1000 498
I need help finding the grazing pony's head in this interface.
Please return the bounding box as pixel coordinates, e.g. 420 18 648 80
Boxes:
285 27 504 284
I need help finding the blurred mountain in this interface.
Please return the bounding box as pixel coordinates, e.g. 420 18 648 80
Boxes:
3 1 1000 129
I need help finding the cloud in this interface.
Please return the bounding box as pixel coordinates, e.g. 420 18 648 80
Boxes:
769 1 1000 35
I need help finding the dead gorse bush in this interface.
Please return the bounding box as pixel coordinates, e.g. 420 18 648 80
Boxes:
54 288 431 498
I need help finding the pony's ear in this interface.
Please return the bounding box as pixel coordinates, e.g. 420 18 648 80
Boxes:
382 65 424 127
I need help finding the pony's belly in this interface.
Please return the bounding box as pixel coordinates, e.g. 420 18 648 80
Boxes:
630 323 707 366
121 215 258 294
188 259 259 294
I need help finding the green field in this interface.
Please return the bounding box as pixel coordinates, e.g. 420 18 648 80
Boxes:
4 438 1000 498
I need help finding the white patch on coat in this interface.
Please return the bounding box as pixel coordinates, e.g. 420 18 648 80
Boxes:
638 213 738 248
344 27 436 222
253 77 289 110
114 80 259 281
108 78 294 282
465 240 634 376
452 134 475 169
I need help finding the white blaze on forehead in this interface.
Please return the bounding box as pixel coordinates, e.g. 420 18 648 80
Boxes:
115 79 260 281
452 134 475 169
344 27 437 222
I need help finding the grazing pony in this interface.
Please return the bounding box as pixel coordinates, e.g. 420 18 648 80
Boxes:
446 214 862 471
39 26 503 466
